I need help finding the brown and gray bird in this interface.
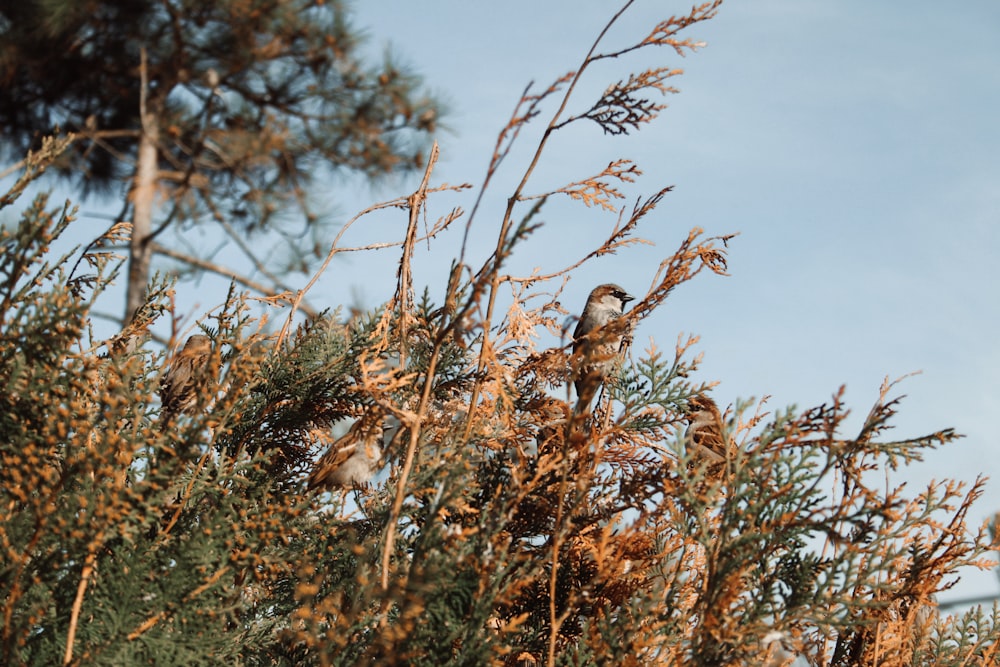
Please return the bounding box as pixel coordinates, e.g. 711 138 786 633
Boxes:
158 334 214 422
572 283 634 411
307 411 390 490
683 394 729 464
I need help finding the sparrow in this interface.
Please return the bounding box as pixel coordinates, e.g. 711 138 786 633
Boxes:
307 410 390 490
683 394 728 464
158 334 215 421
572 283 634 411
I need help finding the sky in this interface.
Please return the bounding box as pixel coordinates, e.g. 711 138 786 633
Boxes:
3 0 998 604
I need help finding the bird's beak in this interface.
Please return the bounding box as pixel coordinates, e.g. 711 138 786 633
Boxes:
622 293 635 303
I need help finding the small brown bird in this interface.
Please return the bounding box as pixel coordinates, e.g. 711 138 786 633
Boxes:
159 334 214 422
572 283 634 411
683 394 729 463
308 411 389 490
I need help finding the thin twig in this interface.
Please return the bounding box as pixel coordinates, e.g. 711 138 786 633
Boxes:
63 546 98 666
0 158 27 181
547 449 573 667
380 143 441 591
125 566 230 642
157 447 215 539
150 242 319 319
275 176 466 348
396 142 439 367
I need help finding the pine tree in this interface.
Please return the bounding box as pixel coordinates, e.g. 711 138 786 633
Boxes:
0 0 440 319
2 3 997 666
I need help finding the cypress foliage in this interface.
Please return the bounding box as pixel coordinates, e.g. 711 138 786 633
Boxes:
2 5 997 666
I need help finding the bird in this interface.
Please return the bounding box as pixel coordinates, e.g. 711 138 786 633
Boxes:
307 410 390 490
683 394 729 464
572 283 634 411
158 334 215 422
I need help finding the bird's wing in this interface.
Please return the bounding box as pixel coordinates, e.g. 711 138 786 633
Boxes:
307 440 360 490
159 358 197 413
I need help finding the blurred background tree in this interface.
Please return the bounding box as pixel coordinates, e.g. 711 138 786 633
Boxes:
0 0 440 319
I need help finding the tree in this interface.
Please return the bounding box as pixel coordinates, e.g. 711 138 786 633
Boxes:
2 3 998 666
0 0 439 319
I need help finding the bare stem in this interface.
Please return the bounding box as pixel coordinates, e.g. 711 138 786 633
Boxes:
380 144 442 592
63 546 98 666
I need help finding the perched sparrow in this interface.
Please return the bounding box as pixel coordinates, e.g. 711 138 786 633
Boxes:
572 283 634 410
683 394 728 463
308 411 390 490
159 334 214 421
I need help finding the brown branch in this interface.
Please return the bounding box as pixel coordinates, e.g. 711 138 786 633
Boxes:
592 1 721 62
547 451 572 667
396 141 439 368
0 160 28 181
498 193 664 286
125 565 230 642
458 76 571 264
138 43 149 142
275 171 467 348
205 193 300 298
83 128 142 141
63 546 98 666
150 242 319 319
157 448 216 539
380 143 441 591
273 197 403 347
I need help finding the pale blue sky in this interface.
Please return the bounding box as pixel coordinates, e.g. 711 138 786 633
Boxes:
4 1 997 603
